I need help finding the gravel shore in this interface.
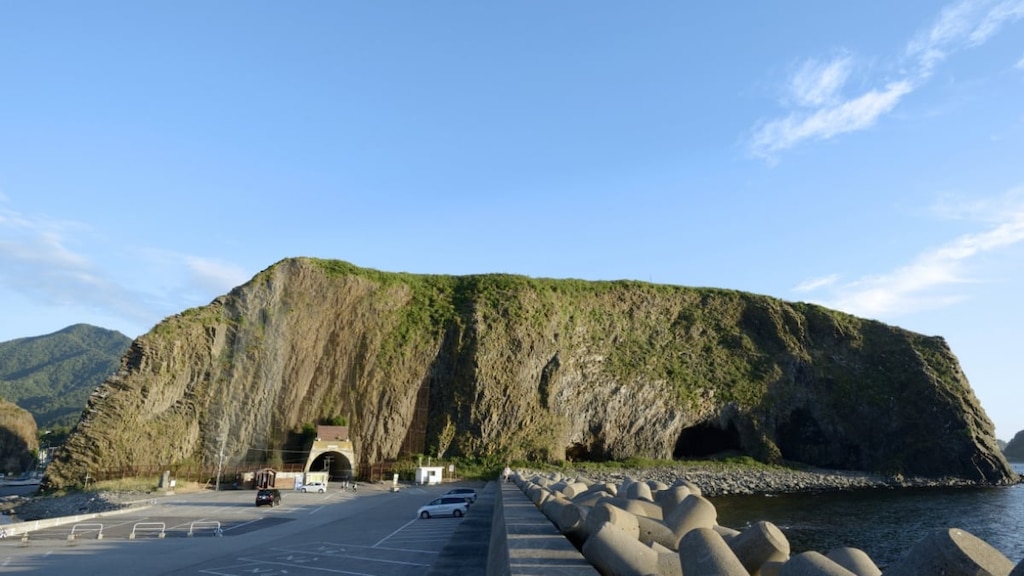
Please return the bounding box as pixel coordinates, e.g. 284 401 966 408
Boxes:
0 491 132 522
529 462 1022 497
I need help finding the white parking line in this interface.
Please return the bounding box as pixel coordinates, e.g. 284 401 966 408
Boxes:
372 518 417 548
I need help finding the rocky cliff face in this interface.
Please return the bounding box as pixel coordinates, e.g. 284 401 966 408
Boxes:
42 258 1016 489
1004 431 1024 462
0 399 38 474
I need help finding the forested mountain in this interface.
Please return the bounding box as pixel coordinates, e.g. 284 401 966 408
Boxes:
0 324 132 430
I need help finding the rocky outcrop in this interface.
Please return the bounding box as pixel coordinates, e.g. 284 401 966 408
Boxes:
0 399 38 474
1004 431 1024 462
42 257 1016 489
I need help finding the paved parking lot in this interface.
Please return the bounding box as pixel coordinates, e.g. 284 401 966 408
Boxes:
0 481 488 575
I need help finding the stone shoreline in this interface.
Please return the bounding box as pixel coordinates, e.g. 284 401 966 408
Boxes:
551 462 1024 498
0 490 132 522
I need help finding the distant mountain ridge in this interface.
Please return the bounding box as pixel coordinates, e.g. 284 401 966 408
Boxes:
0 324 132 430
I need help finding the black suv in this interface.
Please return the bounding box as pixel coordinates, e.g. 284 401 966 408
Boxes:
255 488 281 507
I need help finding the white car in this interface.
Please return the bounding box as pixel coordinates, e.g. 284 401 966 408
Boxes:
442 487 478 503
417 496 469 519
300 482 327 493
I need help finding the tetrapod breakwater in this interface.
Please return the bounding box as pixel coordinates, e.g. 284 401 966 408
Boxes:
502 470 1024 576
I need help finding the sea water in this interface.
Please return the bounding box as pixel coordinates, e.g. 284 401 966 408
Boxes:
711 463 1024 569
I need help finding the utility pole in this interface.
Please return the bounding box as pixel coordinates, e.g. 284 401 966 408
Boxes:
216 432 226 492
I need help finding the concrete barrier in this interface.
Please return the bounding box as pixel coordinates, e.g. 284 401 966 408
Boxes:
495 471 1023 576
487 478 598 576
582 521 661 575
677 526 749 575
624 480 654 502
635 514 677 549
0 503 150 538
597 495 664 520
883 528 1014 576
727 520 790 574
582 501 639 541
655 484 692 515
664 494 717 547
778 551 858 575
825 547 880 576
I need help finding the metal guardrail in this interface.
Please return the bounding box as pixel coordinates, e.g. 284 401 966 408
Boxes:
68 523 104 542
187 520 223 537
129 522 166 539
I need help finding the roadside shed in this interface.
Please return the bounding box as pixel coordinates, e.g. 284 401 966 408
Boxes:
415 466 443 485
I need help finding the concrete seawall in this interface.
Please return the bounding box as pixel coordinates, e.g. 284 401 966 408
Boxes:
485 479 598 576
0 504 150 539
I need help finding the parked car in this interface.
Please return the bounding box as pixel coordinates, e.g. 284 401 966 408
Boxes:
442 487 478 504
300 482 327 493
417 496 469 519
255 488 282 507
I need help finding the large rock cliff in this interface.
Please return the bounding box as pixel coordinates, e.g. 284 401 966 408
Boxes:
43 258 1015 488
0 399 38 474
1004 431 1024 462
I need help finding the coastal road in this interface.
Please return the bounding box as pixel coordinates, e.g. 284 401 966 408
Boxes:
0 481 483 575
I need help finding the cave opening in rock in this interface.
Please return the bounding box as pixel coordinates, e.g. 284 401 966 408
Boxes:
775 407 828 465
673 420 743 459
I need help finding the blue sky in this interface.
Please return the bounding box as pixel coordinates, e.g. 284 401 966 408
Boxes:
2 2 1023 439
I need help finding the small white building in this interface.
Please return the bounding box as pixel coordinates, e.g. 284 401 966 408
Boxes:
415 466 443 485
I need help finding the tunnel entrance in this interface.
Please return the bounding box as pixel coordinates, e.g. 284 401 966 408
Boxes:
308 451 353 481
673 420 743 459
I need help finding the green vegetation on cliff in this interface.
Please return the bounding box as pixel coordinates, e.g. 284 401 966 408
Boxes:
0 399 38 474
41 258 1014 490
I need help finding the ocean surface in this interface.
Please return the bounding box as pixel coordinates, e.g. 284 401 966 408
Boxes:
711 463 1024 569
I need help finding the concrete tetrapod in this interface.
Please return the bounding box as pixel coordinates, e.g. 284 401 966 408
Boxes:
677 526 749 575
635 514 678 550
664 494 718 548
561 482 591 499
581 521 661 576
883 528 1014 576
596 496 663 520
624 480 654 502
582 501 640 542
824 547 880 576
655 485 692 516
541 496 587 547
727 520 791 574
650 541 684 576
777 551 857 576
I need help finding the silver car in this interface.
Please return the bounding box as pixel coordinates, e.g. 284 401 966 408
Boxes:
417 496 469 519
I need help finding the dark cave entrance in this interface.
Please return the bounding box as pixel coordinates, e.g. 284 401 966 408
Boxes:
673 420 743 459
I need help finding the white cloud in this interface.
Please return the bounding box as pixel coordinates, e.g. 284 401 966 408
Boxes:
794 274 839 293
908 0 1024 76
1016 54 1024 69
751 81 912 158
789 55 854 107
750 0 1024 159
0 202 252 335
185 256 251 294
797 194 1024 318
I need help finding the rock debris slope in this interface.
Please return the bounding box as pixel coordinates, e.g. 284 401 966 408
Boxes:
43 258 1015 489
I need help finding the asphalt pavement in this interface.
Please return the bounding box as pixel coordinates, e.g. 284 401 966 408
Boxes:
0 480 489 575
